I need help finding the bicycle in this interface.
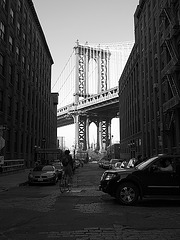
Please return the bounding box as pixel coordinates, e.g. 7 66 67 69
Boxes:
59 171 72 193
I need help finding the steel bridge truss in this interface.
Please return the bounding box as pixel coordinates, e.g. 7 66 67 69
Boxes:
72 42 113 151
77 114 112 151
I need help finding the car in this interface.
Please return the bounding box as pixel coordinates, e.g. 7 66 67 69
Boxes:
99 154 180 205
126 158 137 168
102 160 111 169
98 158 107 168
113 161 123 170
28 165 58 185
75 159 81 168
119 160 128 169
109 159 122 169
52 162 63 179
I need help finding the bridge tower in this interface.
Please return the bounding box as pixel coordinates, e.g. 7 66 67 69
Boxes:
74 41 112 151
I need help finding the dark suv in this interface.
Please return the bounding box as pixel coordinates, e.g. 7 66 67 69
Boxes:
99 154 180 205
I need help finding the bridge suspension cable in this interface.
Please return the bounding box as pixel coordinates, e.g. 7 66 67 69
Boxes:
51 49 75 91
55 41 134 109
85 41 134 89
52 49 76 108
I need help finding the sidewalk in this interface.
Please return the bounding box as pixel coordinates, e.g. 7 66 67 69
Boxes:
0 169 30 192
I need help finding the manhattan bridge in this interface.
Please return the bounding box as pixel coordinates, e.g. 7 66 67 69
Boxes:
53 40 134 151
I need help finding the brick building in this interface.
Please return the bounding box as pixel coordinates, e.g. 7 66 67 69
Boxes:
0 0 58 167
119 0 180 159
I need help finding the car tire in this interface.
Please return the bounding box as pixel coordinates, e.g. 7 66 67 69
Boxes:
116 182 139 205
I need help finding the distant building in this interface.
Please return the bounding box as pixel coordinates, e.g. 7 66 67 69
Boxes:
0 0 58 167
58 136 65 150
119 0 180 159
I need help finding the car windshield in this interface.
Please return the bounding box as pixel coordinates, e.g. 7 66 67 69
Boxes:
111 160 118 163
53 164 61 169
42 166 54 171
33 165 43 171
115 162 121 167
136 156 158 170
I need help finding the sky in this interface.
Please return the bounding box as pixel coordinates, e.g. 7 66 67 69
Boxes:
32 0 139 149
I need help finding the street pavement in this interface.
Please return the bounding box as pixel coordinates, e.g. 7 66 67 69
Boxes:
1 163 180 240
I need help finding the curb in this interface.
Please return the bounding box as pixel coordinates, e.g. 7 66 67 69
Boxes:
19 181 29 186
0 187 8 193
0 181 29 193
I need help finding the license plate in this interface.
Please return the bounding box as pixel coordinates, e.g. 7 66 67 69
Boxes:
38 178 43 181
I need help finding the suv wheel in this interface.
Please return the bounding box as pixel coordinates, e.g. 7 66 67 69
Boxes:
116 182 139 205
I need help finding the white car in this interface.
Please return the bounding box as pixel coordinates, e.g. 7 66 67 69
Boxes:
113 162 122 170
28 165 58 185
109 159 122 169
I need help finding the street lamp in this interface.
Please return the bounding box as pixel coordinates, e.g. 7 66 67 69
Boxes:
42 138 46 164
34 146 38 163
109 135 113 160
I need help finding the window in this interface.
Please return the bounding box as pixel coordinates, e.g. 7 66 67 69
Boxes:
32 70 34 83
9 36 13 52
7 95 12 116
0 21 5 40
22 80 25 95
22 55 25 69
23 10 27 23
6 129 10 152
21 106 24 123
28 20 32 33
148 3 151 20
21 133 24 153
22 33 26 45
16 46 20 61
17 22 20 36
28 43 31 54
10 8 14 24
14 131 18 152
17 0 21 12
27 64 30 77
9 64 13 83
16 72 21 90
1 0 6 9
15 102 18 120
0 90 3 111
0 54 5 76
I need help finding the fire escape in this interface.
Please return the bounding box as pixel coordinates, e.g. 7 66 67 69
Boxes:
160 0 180 134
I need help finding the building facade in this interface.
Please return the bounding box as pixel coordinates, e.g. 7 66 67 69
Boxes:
0 0 58 167
119 0 180 159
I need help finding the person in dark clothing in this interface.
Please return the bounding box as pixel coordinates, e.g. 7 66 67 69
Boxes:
134 155 143 167
62 150 73 184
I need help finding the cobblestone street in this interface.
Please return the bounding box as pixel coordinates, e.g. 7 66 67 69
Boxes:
0 162 180 240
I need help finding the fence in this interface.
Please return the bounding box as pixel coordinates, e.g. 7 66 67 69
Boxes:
1 159 25 174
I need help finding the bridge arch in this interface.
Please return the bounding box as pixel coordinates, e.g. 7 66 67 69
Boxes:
57 41 133 151
88 58 98 94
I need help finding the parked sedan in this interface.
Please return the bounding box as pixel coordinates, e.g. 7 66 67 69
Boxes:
28 165 58 185
98 159 107 168
113 162 123 170
52 162 63 179
109 159 122 169
102 160 111 169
